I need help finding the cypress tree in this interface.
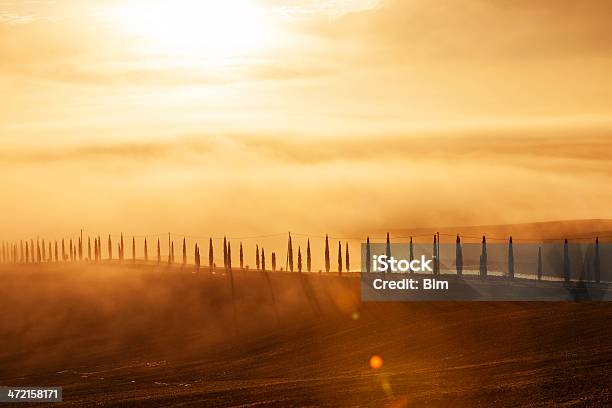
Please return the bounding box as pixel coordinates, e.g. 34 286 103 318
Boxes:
324 235 330 273
144 238 148 262
209 238 214 271
62 239 66 261
432 234 438 275
25 241 29 263
48 241 52 262
288 233 293 272
306 239 312 273
338 241 342 274
78 236 82 261
537 246 543 280
227 241 232 272
132 237 136 262
297 247 302 273
239 242 244 270
37 240 41 263
120 233 124 262
20 240 23 263
256 244 260 270
409 236 414 274
157 239 161 263
479 236 487 278
170 241 175 265
195 244 200 270
54 241 58 262
107 235 112 261
508 236 514 279
366 236 371 273
594 237 601 283
345 242 349 272
117 243 121 261
223 237 227 270
42 240 46 262
87 237 91 261
261 248 266 271
182 237 187 265
272 252 276 271
386 232 391 260
455 235 463 277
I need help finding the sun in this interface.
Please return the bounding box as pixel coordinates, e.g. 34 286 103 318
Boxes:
112 0 273 62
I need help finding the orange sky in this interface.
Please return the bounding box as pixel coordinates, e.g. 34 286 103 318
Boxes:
2 0 612 242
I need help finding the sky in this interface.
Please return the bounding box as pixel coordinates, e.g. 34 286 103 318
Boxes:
2 0 612 246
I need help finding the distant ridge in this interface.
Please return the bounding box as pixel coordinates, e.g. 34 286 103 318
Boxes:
384 219 612 243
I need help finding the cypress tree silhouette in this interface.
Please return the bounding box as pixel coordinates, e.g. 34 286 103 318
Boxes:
306 239 312 272
195 244 200 270
365 236 371 273
324 234 330 273
432 235 438 275
182 238 187 265
337 241 342 274
144 238 148 262
120 233 124 263
345 242 349 272
170 241 175 265
455 235 463 277
287 233 294 272
87 237 91 261
256 244 260 271
261 248 266 271
20 240 23 263
386 232 391 260
25 241 29 263
594 237 601 283
62 239 66 261
537 246 543 280
78 236 82 261
37 240 41 263
107 235 112 261
157 239 161 263
117 243 121 262
48 241 52 262
479 236 487 278
508 236 514 279
41 240 45 263
563 239 570 282
298 247 302 273
239 242 244 270
132 237 136 262
54 241 58 262
272 252 276 272
227 241 232 272
94 238 98 262
223 236 227 270
209 238 214 272
409 236 414 274
69 239 73 262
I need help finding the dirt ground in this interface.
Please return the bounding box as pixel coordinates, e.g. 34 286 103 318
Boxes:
0 264 610 407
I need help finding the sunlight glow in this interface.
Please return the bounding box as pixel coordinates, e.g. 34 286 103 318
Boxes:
112 0 274 62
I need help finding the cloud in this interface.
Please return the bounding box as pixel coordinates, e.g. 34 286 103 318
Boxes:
0 138 215 165
302 0 612 60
